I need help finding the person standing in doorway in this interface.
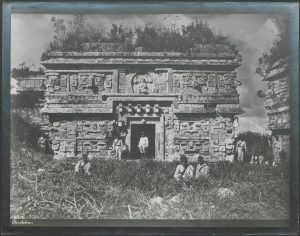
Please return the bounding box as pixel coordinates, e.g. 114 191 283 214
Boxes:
138 131 149 159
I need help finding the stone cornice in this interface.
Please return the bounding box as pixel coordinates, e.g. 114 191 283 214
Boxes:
42 58 241 67
41 55 241 69
45 51 237 59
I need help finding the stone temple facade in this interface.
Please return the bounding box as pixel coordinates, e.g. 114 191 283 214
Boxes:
264 59 290 158
41 43 243 161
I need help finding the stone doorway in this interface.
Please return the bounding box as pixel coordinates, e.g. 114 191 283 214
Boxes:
130 124 155 159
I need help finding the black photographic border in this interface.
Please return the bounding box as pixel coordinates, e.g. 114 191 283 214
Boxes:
1 1 299 235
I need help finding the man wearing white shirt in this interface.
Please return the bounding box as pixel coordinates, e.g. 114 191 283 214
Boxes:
138 131 149 159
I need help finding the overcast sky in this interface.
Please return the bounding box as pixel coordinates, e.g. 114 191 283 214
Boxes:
11 14 282 133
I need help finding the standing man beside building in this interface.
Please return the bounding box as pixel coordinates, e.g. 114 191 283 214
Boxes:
112 135 123 160
138 131 149 159
272 136 282 166
236 138 247 163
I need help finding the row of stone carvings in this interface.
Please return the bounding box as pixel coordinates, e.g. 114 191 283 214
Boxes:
173 73 238 96
44 71 239 95
45 73 112 94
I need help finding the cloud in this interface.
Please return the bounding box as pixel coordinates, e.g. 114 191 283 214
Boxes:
11 14 55 67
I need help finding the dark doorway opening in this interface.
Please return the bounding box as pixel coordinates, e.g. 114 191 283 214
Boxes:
131 124 155 159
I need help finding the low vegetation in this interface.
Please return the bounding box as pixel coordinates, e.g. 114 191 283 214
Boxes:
42 15 238 57
11 140 289 220
256 16 289 77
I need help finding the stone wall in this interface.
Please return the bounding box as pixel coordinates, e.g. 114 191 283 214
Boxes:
264 60 290 157
168 115 234 162
265 75 289 130
49 117 114 159
41 47 242 160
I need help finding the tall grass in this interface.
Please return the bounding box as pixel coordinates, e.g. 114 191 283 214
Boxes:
10 140 289 220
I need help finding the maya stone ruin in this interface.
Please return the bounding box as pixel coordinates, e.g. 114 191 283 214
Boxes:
263 59 290 158
40 43 243 161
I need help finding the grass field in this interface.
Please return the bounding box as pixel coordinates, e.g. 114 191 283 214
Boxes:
10 141 289 220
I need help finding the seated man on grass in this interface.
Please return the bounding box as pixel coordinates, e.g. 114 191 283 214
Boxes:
195 155 209 179
75 153 91 177
174 155 194 182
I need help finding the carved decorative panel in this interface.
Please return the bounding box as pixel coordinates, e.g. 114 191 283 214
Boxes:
130 72 168 94
173 72 238 103
46 73 112 94
175 120 210 138
174 138 210 156
76 120 112 138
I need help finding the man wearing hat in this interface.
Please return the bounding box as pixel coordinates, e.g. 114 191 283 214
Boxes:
195 155 209 179
138 131 149 159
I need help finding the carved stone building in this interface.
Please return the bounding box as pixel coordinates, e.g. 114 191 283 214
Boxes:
264 59 290 158
41 43 243 161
